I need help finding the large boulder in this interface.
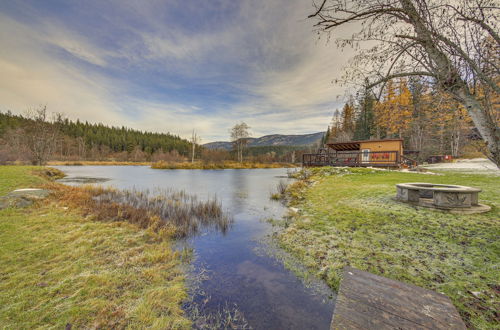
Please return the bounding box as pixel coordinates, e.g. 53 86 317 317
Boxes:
0 188 51 210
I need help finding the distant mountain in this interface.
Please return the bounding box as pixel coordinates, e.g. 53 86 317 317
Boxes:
203 132 325 150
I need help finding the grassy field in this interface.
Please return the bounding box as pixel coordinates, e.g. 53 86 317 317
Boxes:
277 167 499 329
151 160 296 170
0 166 46 195
0 166 190 329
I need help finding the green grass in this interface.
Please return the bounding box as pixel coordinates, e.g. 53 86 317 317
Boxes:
0 166 46 195
0 166 190 329
277 167 499 329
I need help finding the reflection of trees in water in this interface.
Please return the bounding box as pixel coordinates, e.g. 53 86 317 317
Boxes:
183 259 251 329
229 170 249 212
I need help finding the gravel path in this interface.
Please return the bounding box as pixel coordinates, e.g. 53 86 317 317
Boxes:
422 158 499 175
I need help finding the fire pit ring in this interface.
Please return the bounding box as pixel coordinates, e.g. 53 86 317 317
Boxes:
395 182 490 214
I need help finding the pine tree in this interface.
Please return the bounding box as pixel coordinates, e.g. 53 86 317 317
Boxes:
341 101 355 136
322 126 331 145
354 87 375 140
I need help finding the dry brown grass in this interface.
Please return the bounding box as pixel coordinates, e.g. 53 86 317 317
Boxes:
31 167 66 180
151 160 296 170
47 183 231 238
47 160 152 166
0 166 191 329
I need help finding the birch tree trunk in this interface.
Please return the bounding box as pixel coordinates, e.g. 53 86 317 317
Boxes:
309 0 499 166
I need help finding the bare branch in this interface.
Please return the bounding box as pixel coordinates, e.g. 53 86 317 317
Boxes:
308 0 327 18
367 72 436 89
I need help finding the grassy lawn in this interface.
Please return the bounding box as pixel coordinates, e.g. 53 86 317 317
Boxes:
0 166 46 195
0 166 190 329
278 167 499 329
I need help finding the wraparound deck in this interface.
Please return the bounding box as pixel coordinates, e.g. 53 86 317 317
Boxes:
302 150 415 168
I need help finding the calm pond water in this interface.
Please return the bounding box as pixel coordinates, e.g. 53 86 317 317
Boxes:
55 165 334 329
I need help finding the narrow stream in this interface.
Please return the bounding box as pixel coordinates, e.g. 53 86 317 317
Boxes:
56 165 334 329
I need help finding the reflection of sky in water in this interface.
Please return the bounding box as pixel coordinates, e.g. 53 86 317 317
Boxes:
56 166 334 329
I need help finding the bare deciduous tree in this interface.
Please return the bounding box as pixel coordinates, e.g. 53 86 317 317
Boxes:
190 130 201 163
23 106 59 165
309 0 500 166
230 122 251 163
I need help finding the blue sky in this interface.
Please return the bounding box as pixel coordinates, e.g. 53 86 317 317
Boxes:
0 0 352 141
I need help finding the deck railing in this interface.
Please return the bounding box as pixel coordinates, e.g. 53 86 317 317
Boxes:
303 151 401 167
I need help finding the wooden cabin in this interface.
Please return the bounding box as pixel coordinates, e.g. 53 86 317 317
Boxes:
303 138 416 168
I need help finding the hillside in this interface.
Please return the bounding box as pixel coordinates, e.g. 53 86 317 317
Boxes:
0 110 192 162
204 132 325 150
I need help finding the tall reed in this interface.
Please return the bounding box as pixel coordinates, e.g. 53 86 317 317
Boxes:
50 184 232 238
94 188 231 238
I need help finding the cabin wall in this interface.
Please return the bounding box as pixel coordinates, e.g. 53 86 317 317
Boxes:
359 141 402 164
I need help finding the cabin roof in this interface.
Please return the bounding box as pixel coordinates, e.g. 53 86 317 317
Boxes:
326 139 403 151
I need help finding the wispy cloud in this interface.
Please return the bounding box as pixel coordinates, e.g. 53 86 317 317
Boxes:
0 0 354 141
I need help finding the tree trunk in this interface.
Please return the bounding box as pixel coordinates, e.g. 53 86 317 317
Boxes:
455 89 500 166
191 143 195 163
439 123 445 155
239 142 243 163
400 0 500 167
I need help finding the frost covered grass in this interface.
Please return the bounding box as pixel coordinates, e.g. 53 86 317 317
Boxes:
276 167 499 328
0 166 191 328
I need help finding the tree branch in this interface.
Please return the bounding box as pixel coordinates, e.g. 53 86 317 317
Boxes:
313 7 409 29
442 3 500 45
367 72 435 89
308 0 327 18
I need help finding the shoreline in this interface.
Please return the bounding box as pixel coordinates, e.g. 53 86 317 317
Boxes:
44 160 298 169
273 166 499 328
151 161 297 170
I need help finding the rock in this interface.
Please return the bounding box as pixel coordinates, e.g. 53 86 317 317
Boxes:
0 188 51 210
10 188 50 199
471 291 482 298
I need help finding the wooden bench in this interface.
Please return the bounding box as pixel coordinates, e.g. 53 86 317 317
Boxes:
331 267 466 329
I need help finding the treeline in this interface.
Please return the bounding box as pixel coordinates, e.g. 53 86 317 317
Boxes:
0 108 192 164
200 145 311 164
322 77 489 161
0 109 313 165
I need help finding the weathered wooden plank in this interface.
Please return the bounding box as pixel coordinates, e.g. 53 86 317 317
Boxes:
331 267 466 330
341 274 460 327
345 268 465 327
349 267 450 304
338 286 460 329
332 293 429 329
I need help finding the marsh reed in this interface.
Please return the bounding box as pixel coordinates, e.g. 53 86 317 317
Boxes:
51 184 232 238
94 188 231 237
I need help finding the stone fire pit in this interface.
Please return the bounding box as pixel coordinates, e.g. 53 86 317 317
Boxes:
395 182 490 214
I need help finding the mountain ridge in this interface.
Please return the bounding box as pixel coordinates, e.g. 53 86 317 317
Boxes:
204 132 325 150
